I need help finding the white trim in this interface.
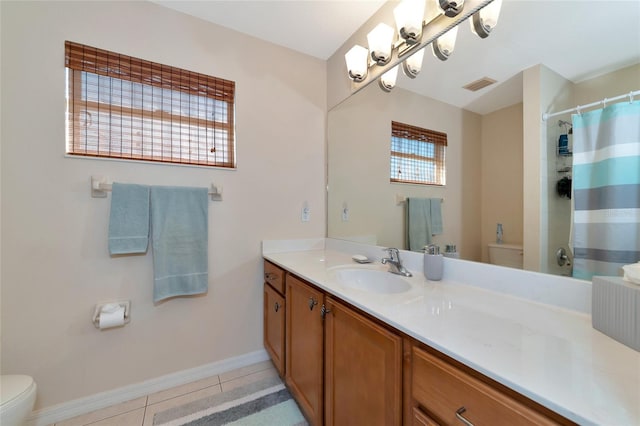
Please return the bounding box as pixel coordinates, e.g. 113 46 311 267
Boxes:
64 153 238 171
26 349 269 426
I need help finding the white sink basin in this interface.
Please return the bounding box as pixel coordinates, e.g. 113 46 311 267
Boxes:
328 267 411 294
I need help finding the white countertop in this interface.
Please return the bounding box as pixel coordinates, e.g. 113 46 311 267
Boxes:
263 239 640 426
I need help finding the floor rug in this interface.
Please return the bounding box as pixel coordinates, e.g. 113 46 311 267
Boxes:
153 375 308 426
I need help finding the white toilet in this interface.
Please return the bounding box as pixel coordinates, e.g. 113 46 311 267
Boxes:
0 375 37 426
488 243 524 269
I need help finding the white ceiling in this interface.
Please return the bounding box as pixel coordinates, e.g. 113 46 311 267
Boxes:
154 0 640 114
151 0 387 60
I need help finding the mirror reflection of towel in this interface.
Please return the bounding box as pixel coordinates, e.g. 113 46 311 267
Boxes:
406 198 442 251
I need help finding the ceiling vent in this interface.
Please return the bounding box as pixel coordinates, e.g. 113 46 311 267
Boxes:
463 77 497 92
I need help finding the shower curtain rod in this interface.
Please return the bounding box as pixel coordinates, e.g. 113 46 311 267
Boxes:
542 89 640 121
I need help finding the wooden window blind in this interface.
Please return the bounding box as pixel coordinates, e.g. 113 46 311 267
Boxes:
390 121 447 186
65 41 236 168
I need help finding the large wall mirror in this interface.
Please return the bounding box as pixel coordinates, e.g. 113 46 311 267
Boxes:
327 1 640 277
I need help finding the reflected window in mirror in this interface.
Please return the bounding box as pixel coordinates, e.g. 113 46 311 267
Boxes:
390 121 447 186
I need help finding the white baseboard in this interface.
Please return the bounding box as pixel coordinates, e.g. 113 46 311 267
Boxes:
26 349 269 426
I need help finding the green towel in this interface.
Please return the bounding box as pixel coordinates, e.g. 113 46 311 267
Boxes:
150 186 209 302
430 198 443 235
108 183 150 255
406 197 443 251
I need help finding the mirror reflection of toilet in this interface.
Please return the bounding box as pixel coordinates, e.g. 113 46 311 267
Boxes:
0 375 37 426
488 243 524 269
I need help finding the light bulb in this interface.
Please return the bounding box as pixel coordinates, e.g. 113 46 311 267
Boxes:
345 45 369 82
432 26 458 61
402 48 425 78
481 0 503 29
367 23 395 65
470 0 503 38
394 0 425 44
379 65 399 92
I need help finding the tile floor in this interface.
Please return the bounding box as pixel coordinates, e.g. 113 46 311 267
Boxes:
54 361 278 426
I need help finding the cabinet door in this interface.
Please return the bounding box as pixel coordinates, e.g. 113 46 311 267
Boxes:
286 274 324 426
264 283 285 377
324 296 402 426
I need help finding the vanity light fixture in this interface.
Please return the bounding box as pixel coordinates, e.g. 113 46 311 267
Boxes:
432 26 458 61
344 0 496 93
344 45 369 82
402 48 425 78
470 0 502 38
367 23 395 65
379 65 400 92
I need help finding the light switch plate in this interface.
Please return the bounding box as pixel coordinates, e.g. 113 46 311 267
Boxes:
301 202 310 222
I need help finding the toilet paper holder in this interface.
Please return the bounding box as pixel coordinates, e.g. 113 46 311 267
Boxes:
92 300 131 328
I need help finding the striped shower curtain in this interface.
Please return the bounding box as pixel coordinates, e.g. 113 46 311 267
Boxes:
571 101 640 280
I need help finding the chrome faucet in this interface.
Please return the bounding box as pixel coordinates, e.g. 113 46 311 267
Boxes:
381 248 412 277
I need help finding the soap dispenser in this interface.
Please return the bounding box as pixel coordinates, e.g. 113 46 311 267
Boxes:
424 244 443 281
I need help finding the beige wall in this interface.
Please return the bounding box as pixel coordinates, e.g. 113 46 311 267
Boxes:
0 1 326 409
522 64 573 272
327 85 482 261
574 63 640 105
479 103 523 263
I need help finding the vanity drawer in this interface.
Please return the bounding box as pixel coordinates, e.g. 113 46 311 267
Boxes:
412 346 557 426
264 260 286 294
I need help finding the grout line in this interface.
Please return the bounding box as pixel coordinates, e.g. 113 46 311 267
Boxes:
62 363 270 426
146 384 222 407
218 363 274 384
141 396 148 426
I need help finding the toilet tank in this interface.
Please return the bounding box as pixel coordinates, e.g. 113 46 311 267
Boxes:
488 243 523 269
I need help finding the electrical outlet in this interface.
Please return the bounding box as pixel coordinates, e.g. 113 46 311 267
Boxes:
342 204 349 221
302 202 310 222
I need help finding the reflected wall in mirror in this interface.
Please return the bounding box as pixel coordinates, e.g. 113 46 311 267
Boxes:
327 1 640 277
327 82 521 264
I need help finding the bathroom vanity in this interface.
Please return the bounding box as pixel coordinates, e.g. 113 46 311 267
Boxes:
263 238 640 426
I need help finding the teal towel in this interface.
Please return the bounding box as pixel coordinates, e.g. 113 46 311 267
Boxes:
430 198 443 235
406 198 432 251
406 198 443 251
108 183 150 255
150 186 209 302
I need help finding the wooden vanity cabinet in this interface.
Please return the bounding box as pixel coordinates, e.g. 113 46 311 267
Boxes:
324 296 402 426
263 261 286 377
266 261 572 426
408 343 567 426
286 274 325 426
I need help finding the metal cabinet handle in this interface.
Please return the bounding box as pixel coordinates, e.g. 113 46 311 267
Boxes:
321 304 331 319
455 407 474 426
308 297 318 311
274 302 281 313
265 272 277 281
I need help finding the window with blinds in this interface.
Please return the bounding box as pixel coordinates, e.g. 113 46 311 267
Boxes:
390 121 447 186
65 41 236 168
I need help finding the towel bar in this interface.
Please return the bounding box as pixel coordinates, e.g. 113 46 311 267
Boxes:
91 176 223 201
396 194 444 205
